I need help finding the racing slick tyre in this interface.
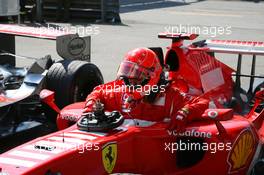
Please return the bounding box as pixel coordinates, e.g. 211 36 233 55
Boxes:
45 60 104 121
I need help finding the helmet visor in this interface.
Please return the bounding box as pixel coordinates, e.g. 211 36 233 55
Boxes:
117 61 150 80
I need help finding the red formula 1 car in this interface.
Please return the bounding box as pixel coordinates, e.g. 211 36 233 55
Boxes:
0 33 264 175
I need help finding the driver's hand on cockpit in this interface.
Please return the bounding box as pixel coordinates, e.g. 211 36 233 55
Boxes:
83 99 95 113
167 108 189 132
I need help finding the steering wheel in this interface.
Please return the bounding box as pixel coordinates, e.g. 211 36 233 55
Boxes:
78 101 125 132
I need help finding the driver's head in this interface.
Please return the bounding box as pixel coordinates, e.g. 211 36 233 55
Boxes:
117 47 162 88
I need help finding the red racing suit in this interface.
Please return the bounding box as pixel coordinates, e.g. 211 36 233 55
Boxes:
84 79 209 122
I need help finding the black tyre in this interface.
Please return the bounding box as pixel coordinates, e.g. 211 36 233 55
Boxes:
45 60 104 121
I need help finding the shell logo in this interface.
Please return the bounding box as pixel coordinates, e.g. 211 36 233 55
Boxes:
228 129 255 173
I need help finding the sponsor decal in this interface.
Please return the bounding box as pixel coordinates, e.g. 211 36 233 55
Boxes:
228 129 256 174
167 129 212 139
0 95 6 102
61 113 79 122
211 40 264 47
102 142 117 174
0 95 13 103
208 110 218 119
68 37 86 56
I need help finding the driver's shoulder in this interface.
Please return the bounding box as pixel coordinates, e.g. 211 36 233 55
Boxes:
94 80 124 90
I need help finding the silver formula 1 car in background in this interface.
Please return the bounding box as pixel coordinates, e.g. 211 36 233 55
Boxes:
0 24 103 152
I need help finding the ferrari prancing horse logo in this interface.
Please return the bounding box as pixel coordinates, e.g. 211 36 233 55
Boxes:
102 142 117 174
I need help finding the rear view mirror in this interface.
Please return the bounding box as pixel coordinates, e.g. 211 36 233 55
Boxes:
40 89 60 113
202 109 233 139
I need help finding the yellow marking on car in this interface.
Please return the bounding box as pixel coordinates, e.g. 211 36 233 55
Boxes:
228 129 255 173
102 142 117 174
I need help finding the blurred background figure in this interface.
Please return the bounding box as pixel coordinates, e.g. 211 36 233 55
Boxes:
0 0 20 23
56 0 71 22
20 0 27 14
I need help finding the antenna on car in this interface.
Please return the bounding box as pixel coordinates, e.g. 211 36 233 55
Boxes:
0 50 38 60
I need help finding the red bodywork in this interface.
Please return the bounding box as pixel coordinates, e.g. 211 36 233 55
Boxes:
0 33 264 175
